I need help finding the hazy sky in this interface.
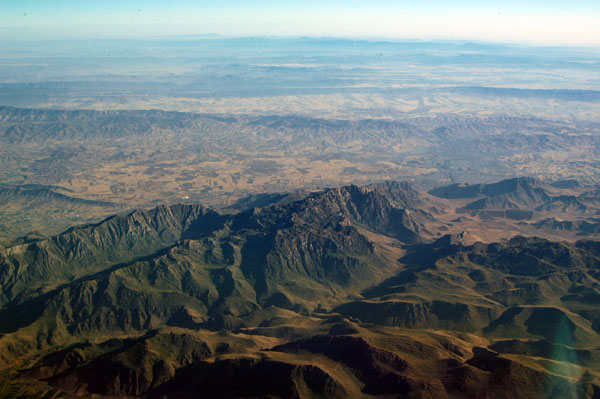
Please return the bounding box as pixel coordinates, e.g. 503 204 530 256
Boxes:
2 0 600 46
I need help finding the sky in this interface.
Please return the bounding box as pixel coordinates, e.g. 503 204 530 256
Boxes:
1 0 600 46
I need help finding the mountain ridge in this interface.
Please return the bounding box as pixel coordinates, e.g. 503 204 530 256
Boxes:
1 180 600 398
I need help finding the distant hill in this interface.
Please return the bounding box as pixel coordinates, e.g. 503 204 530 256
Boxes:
430 177 549 205
0 183 124 245
0 183 115 207
429 178 600 231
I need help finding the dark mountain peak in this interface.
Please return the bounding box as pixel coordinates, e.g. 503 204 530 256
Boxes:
433 231 480 248
480 176 544 197
293 182 430 242
231 180 430 243
365 180 421 208
431 177 553 211
430 177 546 201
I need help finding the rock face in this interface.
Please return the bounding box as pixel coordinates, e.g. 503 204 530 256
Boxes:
1 181 600 399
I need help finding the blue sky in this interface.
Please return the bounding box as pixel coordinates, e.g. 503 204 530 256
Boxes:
2 0 600 46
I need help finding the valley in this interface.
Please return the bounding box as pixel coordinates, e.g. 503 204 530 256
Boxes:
1 106 599 245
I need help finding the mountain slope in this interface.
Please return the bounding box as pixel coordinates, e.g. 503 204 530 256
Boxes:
1 182 600 399
0 182 428 362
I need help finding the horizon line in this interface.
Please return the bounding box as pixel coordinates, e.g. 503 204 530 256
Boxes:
2 33 600 51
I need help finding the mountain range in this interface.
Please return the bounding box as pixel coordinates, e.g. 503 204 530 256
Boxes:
1 180 600 398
